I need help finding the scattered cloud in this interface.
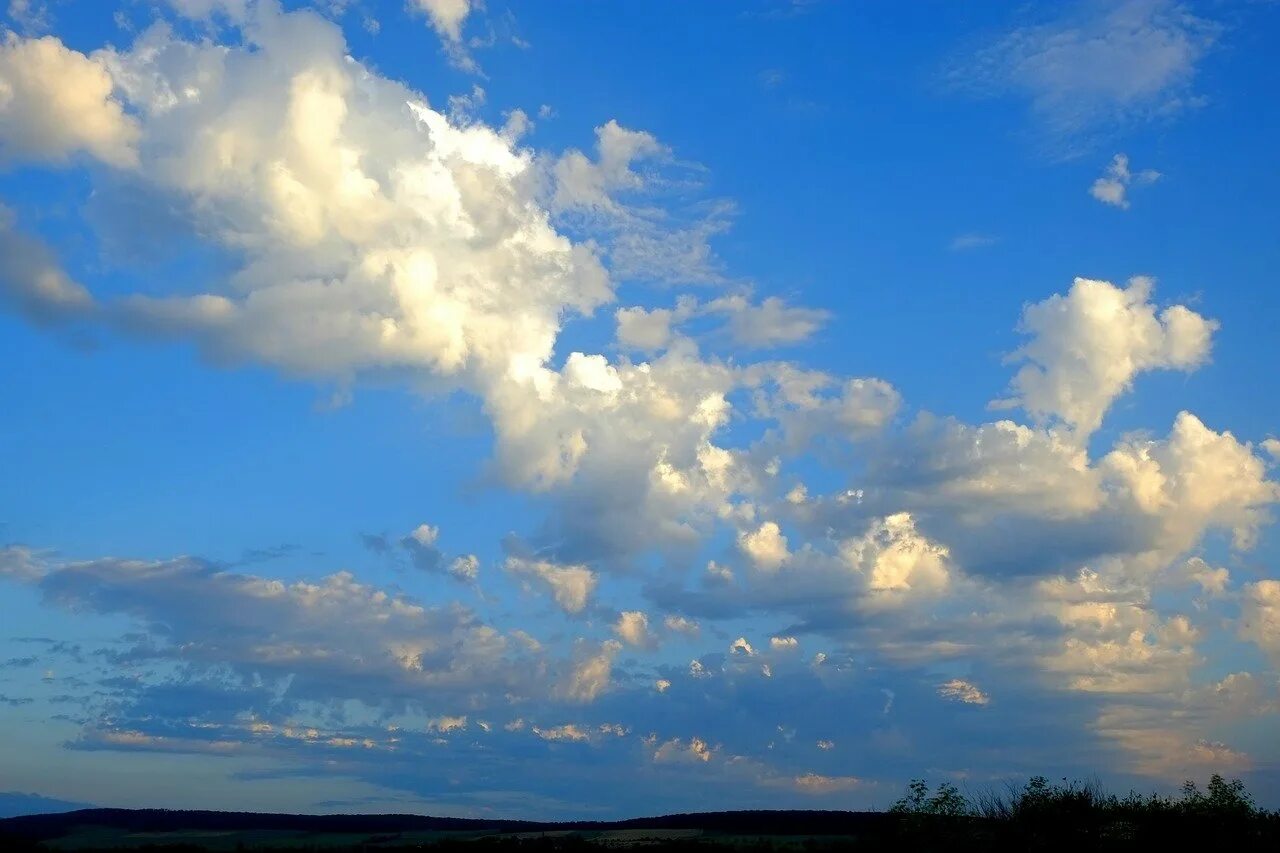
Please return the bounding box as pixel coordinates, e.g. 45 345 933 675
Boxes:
1090 153 1161 208
949 233 999 251
938 678 990 706
955 0 1218 151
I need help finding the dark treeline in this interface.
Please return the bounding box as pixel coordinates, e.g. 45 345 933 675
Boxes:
0 775 1277 852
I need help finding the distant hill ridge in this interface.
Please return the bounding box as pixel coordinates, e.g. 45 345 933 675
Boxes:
0 807 890 840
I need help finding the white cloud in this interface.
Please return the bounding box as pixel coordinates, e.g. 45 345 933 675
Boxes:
426 715 467 733
532 723 591 742
615 305 673 352
408 0 477 71
703 294 829 349
410 0 471 43
1102 410 1279 551
652 736 712 764
738 521 790 572
3 550 540 706
995 277 1216 437
1090 153 1160 208
1181 557 1228 597
0 33 139 166
448 554 480 582
663 615 699 636
959 0 1217 144
563 640 619 702
613 610 653 647
790 772 863 794
504 556 597 614
1240 580 1280 664
937 678 990 706
840 513 950 596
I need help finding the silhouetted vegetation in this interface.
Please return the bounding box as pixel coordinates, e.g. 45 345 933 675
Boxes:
1 776 1276 851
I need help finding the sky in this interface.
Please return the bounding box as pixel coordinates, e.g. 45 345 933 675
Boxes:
1 0 1279 819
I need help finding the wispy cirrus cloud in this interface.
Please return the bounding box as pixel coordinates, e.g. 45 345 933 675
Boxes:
951 0 1218 153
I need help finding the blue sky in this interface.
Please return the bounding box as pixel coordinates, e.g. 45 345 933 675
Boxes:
1 0 1279 818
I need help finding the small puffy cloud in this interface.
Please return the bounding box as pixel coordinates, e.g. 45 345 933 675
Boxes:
409 524 439 547
996 277 1216 437
770 636 799 651
739 521 790 572
426 715 468 733
652 736 712 764
505 556 597 614
0 33 139 166
654 678 671 693
938 678 990 706
448 555 480 582
410 0 471 43
1090 153 1160 209
729 637 756 656
706 561 735 584
399 524 477 583
613 611 653 647
816 739 835 750
663 615 699 636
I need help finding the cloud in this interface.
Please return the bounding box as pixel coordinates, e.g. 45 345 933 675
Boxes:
937 678 990 706
1 549 542 707
0 32 139 166
1 0 1278 811
615 293 828 353
664 615 700 637
408 0 477 72
994 276 1216 437
410 0 471 43
505 556 597 614
563 640 620 702
956 0 1217 148
738 522 790 572
702 295 829 349
613 611 653 647
949 233 999 251
0 207 95 324
789 772 864 794
1090 153 1161 208
1240 581 1280 664
652 736 712 764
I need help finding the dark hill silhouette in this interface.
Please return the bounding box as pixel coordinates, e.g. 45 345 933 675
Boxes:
0 806 890 840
